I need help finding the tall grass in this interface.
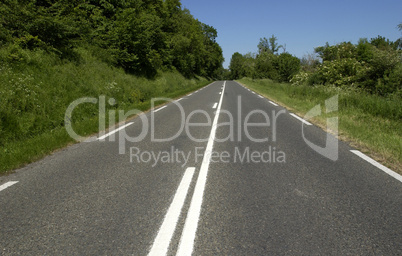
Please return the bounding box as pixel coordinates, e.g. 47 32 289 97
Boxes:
238 78 401 173
0 47 209 173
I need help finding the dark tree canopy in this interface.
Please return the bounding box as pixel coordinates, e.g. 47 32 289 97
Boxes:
0 0 224 78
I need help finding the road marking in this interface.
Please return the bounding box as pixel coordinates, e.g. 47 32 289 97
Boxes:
219 92 221 95
176 81 226 256
212 103 218 109
269 101 278 106
258 95 264 98
148 167 196 256
290 113 312 125
350 150 402 182
154 106 167 113
0 181 18 192
98 122 134 140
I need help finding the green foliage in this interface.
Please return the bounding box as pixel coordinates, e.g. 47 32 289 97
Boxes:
0 47 210 172
228 52 254 79
0 0 81 57
300 52 320 72
315 42 356 61
0 0 221 172
233 31 401 96
0 0 223 77
318 58 366 87
229 36 299 82
258 35 282 54
370 35 399 50
254 52 279 80
109 7 164 76
229 52 246 79
276 53 300 82
290 37 402 96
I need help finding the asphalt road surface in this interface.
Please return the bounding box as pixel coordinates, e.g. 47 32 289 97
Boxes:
1 81 401 255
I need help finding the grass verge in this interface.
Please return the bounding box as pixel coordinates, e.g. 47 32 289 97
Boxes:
0 47 210 174
238 78 402 174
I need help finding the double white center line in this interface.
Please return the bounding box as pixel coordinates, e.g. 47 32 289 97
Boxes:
176 81 226 256
148 167 195 256
148 81 226 256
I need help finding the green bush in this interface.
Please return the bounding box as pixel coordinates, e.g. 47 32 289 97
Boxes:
0 47 208 147
276 52 300 82
254 51 279 80
292 38 401 95
0 46 210 172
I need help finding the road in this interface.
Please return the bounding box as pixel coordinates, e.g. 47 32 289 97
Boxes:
1 81 401 255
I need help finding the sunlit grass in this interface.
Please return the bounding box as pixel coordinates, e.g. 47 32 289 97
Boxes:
0 47 209 174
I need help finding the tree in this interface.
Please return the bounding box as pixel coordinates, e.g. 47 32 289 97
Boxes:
255 51 279 80
315 42 356 62
370 35 398 50
397 23 402 49
268 35 282 54
258 35 282 55
229 52 245 79
199 22 224 77
308 38 401 94
0 0 224 77
300 52 320 72
276 53 300 82
258 37 270 54
109 7 165 76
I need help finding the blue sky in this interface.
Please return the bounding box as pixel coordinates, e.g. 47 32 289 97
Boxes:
180 0 402 68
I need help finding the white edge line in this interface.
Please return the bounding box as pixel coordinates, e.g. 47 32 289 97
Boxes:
350 150 402 182
98 122 134 140
258 95 264 98
0 181 19 192
154 106 167 113
269 101 279 106
148 167 196 256
176 81 226 256
212 103 218 109
290 113 312 126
